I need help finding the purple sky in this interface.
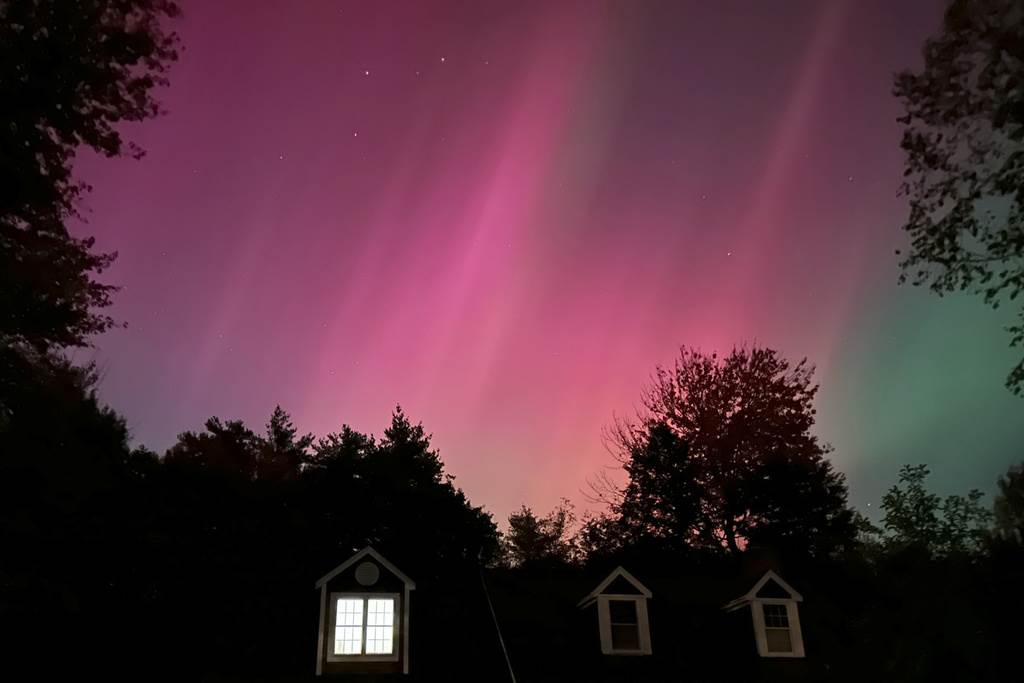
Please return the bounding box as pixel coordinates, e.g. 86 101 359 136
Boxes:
76 0 1024 523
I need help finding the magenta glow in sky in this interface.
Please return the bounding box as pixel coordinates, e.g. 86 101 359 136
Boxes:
80 0 1024 522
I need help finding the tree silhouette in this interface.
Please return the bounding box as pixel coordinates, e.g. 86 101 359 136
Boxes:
300 407 500 575
894 0 1024 393
616 422 705 550
164 416 262 480
992 462 1024 542
257 405 314 482
0 0 180 368
603 346 855 558
880 464 992 556
501 499 577 566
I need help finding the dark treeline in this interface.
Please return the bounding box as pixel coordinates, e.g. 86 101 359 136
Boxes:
1 362 499 678
3 345 1024 680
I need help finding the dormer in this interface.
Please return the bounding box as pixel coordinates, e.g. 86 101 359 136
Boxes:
577 566 653 656
723 569 805 658
314 547 416 676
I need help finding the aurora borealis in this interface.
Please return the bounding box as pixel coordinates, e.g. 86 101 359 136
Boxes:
76 0 1023 521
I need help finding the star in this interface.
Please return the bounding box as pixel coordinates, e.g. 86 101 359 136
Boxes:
364 70 370 76
440 56 446 62
353 131 358 137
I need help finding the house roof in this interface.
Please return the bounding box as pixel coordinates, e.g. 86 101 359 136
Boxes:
577 566 653 607
314 546 417 590
722 569 802 611
479 561 813 682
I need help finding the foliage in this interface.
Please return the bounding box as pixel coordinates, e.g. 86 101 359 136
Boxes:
894 0 1024 393
0 0 180 356
880 464 992 556
575 511 628 558
599 346 856 559
616 422 704 549
993 461 1024 541
501 499 578 566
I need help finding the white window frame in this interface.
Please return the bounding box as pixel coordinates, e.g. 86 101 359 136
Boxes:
750 598 804 658
326 592 400 663
597 594 652 656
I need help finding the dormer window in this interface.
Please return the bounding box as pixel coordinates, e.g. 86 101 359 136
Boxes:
608 598 642 651
723 569 805 659
578 566 653 656
315 547 416 676
329 594 398 658
761 603 793 653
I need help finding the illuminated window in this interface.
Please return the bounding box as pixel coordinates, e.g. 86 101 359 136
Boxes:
762 603 792 653
334 598 364 655
329 595 397 659
365 598 395 654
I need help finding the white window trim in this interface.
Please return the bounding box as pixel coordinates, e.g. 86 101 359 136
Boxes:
750 598 804 658
326 592 401 663
597 594 652 656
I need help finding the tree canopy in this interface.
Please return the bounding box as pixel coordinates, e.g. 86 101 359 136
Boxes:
879 464 992 556
993 461 1024 541
596 346 855 559
894 0 1024 393
501 500 578 566
0 0 180 357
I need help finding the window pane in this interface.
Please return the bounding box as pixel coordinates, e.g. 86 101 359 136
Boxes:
608 600 638 625
762 604 789 628
334 598 364 655
334 626 363 655
365 625 394 654
365 599 394 653
336 598 364 626
611 623 641 651
367 598 395 627
765 628 792 653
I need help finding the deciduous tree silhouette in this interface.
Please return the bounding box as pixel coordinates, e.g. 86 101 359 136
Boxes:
601 346 855 559
0 0 180 358
880 464 992 556
894 0 1024 393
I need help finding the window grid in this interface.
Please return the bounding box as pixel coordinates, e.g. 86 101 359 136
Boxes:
334 598 364 655
332 596 397 658
763 603 790 628
365 599 395 654
762 603 793 653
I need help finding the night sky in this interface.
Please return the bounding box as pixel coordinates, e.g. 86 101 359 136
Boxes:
76 0 1023 522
